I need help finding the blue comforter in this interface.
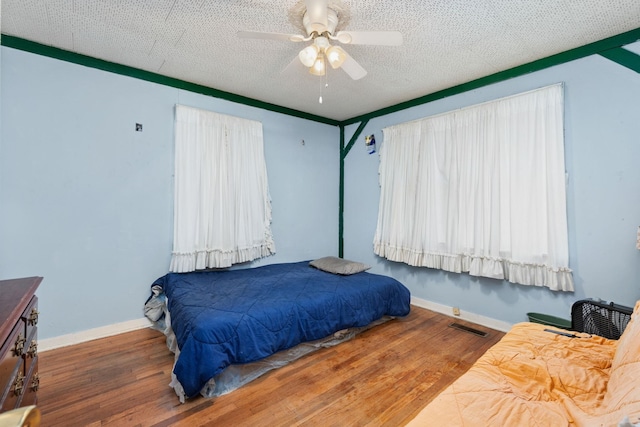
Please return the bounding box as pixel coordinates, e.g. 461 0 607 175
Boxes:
150 261 410 398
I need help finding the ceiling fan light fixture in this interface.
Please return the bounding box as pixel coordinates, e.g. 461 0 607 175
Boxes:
298 45 320 67
237 2 403 81
309 53 326 76
326 45 346 69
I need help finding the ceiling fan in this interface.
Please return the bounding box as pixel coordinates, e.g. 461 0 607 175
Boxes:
238 0 403 80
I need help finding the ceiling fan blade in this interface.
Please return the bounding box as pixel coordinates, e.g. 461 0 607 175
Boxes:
304 0 328 31
340 52 367 80
281 55 305 75
335 31 403 46
237 31 305 42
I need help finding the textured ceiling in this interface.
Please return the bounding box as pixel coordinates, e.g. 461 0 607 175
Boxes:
2 0 640 121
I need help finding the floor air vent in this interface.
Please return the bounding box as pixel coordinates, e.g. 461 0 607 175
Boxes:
448 322 488 337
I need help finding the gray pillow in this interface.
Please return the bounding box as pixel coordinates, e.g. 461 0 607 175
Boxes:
309 256 371 275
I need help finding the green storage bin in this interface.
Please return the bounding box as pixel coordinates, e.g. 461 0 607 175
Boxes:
526 312 571 329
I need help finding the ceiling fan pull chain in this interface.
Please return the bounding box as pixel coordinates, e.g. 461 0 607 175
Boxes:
319 70 329 104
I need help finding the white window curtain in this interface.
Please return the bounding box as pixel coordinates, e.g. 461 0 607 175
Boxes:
170 104 275 272
374 84 573 291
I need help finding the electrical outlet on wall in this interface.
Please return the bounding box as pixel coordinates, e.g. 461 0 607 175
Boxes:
452 307 461 316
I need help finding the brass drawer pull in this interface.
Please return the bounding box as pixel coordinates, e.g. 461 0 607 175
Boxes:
31 373 40 392
12 372 25 396
27 341 38 358
28 308 39 326
13 333 26 356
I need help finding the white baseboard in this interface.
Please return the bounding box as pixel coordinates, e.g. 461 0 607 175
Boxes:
39 317 152 352
411 296 512 333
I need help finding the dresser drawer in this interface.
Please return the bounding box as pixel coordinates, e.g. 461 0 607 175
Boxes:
0 276 41 414
0 320 25 387
20 357 38 407
0 321 25 411
23 332 37 381
23 296 39 343
22 297 38 377
0 365 23 411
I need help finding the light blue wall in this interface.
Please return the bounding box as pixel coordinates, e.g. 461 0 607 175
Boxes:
343 43 640 325
0 47 340 339
2 41 639 339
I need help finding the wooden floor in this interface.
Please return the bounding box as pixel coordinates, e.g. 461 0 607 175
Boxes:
37 306 504 426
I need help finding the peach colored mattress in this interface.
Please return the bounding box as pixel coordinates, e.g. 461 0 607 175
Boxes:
407 312 640 427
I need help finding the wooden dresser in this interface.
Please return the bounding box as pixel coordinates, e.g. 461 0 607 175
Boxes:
0 277 42 412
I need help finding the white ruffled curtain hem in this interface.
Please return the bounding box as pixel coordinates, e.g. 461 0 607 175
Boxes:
172 220 276 272
374 243 574 292
170 243 276 272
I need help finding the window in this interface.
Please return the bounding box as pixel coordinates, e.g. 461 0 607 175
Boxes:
374 84 573 291
170 105 275 272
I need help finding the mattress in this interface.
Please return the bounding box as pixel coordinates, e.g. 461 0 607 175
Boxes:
145 261 411 400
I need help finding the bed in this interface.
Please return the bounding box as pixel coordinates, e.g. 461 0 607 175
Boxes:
144 259 411 402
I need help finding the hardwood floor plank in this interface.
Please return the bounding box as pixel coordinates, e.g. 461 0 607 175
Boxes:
37 306 505 426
